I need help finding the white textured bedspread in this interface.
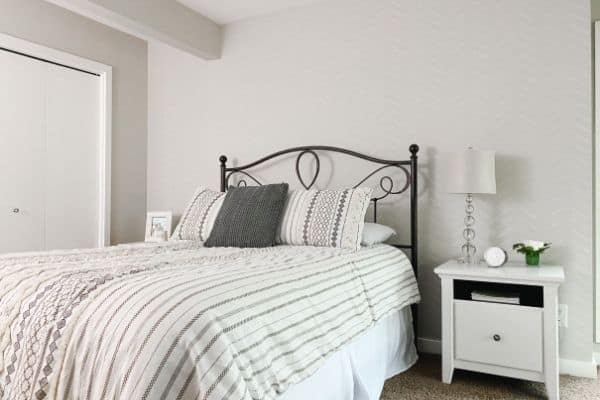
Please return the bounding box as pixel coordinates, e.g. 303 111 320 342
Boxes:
0 242 419 400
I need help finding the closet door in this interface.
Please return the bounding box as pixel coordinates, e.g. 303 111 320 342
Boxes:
0 49 101 253
0 50 46 253
45 63 100 250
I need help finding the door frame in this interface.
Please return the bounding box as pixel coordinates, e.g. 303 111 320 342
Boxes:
592 21 600 343
0 33 112 247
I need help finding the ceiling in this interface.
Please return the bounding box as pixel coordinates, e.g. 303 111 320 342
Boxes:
177 0 323 25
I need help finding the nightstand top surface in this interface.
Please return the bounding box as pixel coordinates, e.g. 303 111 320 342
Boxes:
434 260 564 284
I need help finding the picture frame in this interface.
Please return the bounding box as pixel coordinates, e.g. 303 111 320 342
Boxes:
145 211 173 242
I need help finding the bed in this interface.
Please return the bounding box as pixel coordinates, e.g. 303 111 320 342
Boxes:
0 145 420 400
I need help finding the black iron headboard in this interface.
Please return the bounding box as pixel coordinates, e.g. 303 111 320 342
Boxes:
219 145 420 340
218 144 419 276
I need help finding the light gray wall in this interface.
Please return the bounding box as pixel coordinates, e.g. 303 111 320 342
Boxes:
0 0 148 244
148 0 594 364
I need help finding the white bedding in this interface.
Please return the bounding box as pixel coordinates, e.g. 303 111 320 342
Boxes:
0 242 419 400
281 307 417 400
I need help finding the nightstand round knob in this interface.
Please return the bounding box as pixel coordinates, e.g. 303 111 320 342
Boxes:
493 334 501 342
12 208 20 214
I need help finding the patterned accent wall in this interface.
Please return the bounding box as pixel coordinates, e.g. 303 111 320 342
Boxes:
148 0 593 363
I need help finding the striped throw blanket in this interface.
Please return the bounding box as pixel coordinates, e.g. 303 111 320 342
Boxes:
0 242 419 400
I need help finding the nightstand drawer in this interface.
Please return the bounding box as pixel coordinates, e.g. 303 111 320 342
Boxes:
454 300 543 372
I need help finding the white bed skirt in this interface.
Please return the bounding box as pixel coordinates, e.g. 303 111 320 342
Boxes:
280 306 417 400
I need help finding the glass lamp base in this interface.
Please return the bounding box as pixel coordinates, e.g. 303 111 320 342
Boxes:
460 194 477 265
458 256 480 265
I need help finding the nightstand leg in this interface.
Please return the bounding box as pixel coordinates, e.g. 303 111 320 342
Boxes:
544 286 559 400
441 277 454 384
442 363 454 384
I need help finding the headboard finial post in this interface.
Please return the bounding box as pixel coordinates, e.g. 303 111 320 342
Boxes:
409 144 418 274
219 155 228 192
409 144 419 156
409 143 419 341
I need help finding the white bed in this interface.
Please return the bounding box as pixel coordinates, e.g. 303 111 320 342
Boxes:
0 241 419 400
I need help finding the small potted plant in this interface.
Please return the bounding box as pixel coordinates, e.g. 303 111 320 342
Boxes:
512 240 551 266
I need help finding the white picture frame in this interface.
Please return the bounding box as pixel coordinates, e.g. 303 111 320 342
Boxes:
145 211 173 242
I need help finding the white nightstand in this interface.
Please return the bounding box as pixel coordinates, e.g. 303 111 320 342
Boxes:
434 260 565 400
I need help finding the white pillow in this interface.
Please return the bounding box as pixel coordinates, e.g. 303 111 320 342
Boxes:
361 223 396 246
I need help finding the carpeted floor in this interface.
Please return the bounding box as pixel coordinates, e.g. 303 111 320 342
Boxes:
381 355 600 399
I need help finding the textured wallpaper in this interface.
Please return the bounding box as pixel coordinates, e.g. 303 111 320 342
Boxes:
148 0 593 363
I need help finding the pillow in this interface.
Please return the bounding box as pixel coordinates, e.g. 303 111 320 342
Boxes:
205 183 289 248
361 223 396 246
277 187 373 250
171 186 225 241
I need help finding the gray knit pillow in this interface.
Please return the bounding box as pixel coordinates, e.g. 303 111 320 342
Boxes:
205 184 289 248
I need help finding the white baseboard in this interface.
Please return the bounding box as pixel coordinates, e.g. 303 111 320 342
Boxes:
594 352 600 366
417 337 598 379
559 358 598 379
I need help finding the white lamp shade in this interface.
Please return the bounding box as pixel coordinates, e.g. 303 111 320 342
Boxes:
446 149 496 194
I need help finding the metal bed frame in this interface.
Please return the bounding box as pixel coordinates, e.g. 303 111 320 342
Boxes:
218 144 420 337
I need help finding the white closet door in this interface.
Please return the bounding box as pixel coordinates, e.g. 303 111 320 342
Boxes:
0 51 46 253
45 63 100 250
0 49 100 253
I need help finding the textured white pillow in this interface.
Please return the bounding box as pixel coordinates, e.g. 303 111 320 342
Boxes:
361 223 396 246
276 188 373 250
171 186 225 241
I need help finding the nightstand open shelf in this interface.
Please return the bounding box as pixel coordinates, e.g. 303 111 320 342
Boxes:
435 260 565 400
453 279 544 307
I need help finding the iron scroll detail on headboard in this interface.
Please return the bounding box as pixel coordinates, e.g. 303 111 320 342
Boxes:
218 145 419 274
219 144 419 340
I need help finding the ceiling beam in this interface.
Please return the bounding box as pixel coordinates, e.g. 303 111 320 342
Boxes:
44 0 222 60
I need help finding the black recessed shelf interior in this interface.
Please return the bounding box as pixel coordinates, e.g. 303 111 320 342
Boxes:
454 280 543 308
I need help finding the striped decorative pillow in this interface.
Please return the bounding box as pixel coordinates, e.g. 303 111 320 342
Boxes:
276 188 373 250
171 186 225 241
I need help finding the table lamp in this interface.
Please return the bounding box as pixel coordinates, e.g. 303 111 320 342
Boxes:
446 148 496 264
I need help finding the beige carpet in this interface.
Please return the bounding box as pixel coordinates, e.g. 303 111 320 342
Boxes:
381 355 600 399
